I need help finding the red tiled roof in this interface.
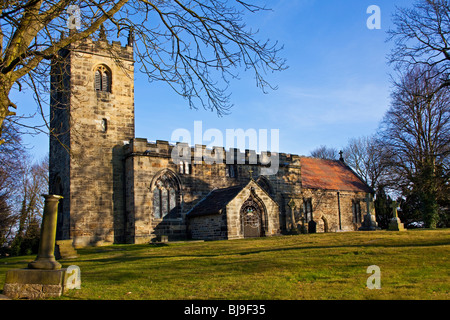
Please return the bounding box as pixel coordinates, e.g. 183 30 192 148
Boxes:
300 157 373 193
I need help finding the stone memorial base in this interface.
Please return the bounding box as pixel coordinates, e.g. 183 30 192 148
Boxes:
388 217 406 231
3 268 68 299
358 213 378 231
55 240 79 259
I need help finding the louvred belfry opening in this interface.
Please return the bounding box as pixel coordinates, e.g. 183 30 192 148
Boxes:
94 65 111 92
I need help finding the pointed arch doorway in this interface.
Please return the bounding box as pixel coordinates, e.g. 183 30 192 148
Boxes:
240 195 265 238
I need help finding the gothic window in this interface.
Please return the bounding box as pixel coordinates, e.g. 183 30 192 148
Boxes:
153 188 161 218
303 198 313 222
161 188 168 217
352 200 362 224
94 65 111 92
152 173 179 219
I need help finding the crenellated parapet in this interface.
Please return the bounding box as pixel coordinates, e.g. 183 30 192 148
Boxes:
124 138 301 170
69 36 133 61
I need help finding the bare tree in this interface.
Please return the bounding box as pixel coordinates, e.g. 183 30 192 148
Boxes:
309 145 338 160
0 0 286 142
10 155 48 255
0 192 14 252
343 135 388 191
379 67 450 228
388 0 450 91
0 120 25 246
0 120 25 191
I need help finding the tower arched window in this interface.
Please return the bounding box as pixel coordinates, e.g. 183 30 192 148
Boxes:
152 172 180 219
94 65 111 92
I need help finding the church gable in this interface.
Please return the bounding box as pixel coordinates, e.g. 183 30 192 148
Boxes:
188 180 280 241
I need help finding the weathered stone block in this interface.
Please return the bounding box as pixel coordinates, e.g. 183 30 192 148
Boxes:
3 268 67 299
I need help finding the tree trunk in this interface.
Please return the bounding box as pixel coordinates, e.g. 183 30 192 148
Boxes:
0 77 15 144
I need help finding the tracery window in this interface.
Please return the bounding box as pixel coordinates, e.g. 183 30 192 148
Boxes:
94 65 111 92
152 173 179 219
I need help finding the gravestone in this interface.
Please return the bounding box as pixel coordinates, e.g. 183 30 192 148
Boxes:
3 195 80 299
388 201 406 231
359 193 378 231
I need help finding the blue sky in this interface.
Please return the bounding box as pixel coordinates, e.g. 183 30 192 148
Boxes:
13 0 413 161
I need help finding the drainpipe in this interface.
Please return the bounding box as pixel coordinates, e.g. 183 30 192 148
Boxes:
337 191 342 230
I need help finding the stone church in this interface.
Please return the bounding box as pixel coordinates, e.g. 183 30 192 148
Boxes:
49 36 374 247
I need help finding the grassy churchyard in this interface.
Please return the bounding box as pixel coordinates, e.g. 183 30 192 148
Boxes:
0 229 449 300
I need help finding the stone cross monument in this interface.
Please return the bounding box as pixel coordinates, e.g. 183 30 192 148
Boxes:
388 201 406 231
359 193 378 231
28 195 63 270
3 194 80 299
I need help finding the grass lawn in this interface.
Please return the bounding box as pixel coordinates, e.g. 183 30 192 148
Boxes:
0 229 449 300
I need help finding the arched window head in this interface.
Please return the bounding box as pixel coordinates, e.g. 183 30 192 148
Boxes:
94 65 111 92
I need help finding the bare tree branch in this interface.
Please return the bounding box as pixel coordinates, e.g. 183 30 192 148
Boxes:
0 0 287 142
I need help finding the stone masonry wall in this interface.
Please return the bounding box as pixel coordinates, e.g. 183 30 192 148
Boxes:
300 189 368 232
124 139 290 243
50 38 134 247
189 214 227 241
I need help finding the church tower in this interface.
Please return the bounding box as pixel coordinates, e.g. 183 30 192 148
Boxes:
49 36 134 247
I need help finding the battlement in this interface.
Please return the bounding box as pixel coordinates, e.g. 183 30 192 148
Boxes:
69 37 133 61
124 138 301 167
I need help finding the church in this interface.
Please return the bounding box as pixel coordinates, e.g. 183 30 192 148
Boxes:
49 36 374 247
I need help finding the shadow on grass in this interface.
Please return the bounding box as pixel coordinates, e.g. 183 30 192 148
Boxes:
237 239 450 256
67 236 450 269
